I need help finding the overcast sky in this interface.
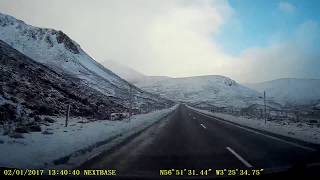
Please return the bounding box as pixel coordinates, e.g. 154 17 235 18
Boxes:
0 0 319 83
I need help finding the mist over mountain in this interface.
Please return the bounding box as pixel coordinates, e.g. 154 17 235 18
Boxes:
103 60 146 82
246 78 320 106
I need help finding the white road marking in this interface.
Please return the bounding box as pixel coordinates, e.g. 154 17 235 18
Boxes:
191 109 316 151
200 123 206 129
226 147 253 168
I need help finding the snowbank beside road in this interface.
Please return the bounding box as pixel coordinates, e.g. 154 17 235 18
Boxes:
189 106 320 145
0 105 177 169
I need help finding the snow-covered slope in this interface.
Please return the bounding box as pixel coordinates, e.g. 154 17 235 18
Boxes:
246 78 320 106
135 75 263 108
0 12 172 109
0 40 126 119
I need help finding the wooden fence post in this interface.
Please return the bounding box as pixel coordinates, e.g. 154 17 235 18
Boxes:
65 105 70 127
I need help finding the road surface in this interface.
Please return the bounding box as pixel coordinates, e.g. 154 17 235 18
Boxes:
81 104 320 177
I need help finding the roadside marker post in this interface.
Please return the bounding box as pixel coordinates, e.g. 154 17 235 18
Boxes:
264 91 267 125
65 104 70 127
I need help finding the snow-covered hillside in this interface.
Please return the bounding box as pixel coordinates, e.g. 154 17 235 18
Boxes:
0 12 172 109
246 78 320 106
135 75 264 108
0 39 127 120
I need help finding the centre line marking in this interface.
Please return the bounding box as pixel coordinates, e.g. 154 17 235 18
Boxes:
200 123 206 129
226 146 253 168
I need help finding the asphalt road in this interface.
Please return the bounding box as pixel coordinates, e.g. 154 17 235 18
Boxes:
81 104 320 177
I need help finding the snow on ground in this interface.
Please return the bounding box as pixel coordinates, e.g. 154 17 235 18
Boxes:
0 105 177 169
189 106 320 145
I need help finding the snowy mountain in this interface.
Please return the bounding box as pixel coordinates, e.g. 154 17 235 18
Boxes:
246 78 320 106
0 39 127 120
0 12 173 110
99 60 270 108
134 75 264 108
